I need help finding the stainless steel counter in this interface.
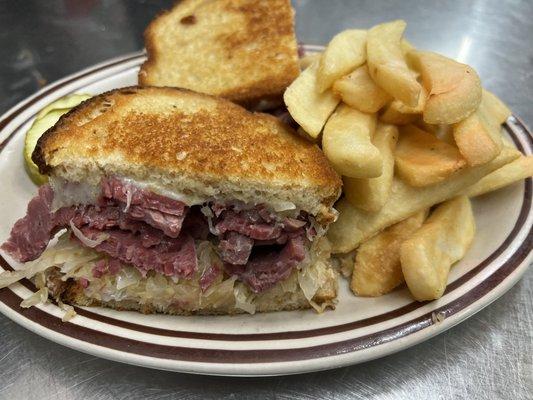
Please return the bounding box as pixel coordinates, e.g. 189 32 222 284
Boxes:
0 1 531 398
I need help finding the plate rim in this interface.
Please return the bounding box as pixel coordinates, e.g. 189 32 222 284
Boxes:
0 47 531 376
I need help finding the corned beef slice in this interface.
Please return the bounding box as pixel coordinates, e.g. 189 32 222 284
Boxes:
92 258 122 278
101 177 186 216
218 232 254 265
1 179 190 263
0 185 55 262
101 177 187 237
224 235 306 293
1 178 313 292
214 209 281 240
81 227 197 278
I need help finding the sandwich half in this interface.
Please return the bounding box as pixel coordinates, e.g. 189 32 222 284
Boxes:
1 86 342 315
139 0 300 107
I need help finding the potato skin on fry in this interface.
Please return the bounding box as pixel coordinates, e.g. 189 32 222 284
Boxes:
453 90 506 166
401 196 475 301
352 210 428 297
409 51 482 124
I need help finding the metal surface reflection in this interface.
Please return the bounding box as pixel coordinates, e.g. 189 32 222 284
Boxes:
0 1 531 399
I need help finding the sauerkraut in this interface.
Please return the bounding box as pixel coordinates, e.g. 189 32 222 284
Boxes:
0 233 100 289
0 234 335 315
69 220 109 248
233 283 256 314
20 287 49 308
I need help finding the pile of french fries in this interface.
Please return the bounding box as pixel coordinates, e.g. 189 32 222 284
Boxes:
285 20 533 302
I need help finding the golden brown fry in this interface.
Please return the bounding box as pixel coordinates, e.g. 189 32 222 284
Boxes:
401 39 416 57
327 147 520 253
380 105 418 125
411 51 466 95
332 65 391 113
453 90 507 166
414 120 455 145
463 155 533 197
322 104 382 178
482 89 512 124
395 125 466 187
401 196 475 301
352 210 428 297
453 115 500 165
344 123 398 212
317 30 367 92
284 61 340 139
380 87 427 125
393 86 427 114
367 20 422 107
409 51 482 124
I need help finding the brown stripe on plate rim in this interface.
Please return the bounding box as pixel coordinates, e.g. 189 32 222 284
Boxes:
0 50 531 342
1 149 531 342
2 169 529 342
0 115 531 341
77 173 533 340
3 127 528 343
0 227 530 364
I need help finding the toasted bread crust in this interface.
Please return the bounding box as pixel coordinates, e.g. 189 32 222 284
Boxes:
33 86 341 218
139 0 300 105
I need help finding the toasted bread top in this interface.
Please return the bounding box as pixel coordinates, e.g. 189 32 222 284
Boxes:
33 87 341 220
139 0 300 105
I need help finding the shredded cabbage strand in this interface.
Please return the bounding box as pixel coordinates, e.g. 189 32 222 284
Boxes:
58 299 76 322
20 287 49 308
298 265 320 302
308 216 327 239
69 220 109 247
233 283 256 314
0 258 55 289
116 267 141 290
200 206 218 235
123 186 133 212
0 233 100 289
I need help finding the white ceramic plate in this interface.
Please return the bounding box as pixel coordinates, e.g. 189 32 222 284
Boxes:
0 46 531 376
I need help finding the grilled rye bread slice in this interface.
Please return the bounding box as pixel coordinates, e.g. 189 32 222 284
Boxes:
33 86 341 222
139 0 300 106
